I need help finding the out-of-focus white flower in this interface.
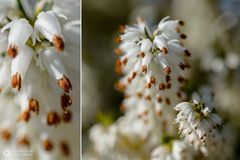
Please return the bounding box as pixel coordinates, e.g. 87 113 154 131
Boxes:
174 89 225 156
151 140 193 160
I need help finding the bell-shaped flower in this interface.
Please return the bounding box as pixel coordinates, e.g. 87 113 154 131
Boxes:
39 47 72 93
1 18 37 58
11 46 33 91
34 11 67 52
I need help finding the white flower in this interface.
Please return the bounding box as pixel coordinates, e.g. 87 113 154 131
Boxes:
11 46 33 91
1 18 37 58
174 90 224 156
151 140 193 160
39 47 72 93
34 11 67 52
0 1 79 160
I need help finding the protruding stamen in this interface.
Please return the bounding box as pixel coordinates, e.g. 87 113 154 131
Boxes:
115 36 122 43
142 65 147 73
47 112 61 126
12 73 22 91
1 129 11 142
29 98 39 115
114 48 122 55
60 141 70 156
159 83 166 90
115 60 123 74
62 110 72 123
18 110 31 122
157 95 162 102
131 72 137 79
164 66 171 75
162 47 168 54
18 136 30 147
166 75 171 82
58 75 72 93
178 20 185 26
122 57 128 66
139 51 145 58
165 98 171 105
150 77 156 84
7 44 18 58
179 63 185 70
177 76 188 84
145 95 151 101
53 36 64 52
118 25 125 33
180 34 187 39
166 82 171 89
61 94 72 110
43 138 54 151
184 50 191 57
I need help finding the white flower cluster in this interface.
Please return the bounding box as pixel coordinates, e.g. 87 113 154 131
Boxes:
115 16 190 125
86 16 193 160
174 88 233 158
0 0 79 160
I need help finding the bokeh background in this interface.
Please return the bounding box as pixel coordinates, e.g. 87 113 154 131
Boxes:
82 0 240 158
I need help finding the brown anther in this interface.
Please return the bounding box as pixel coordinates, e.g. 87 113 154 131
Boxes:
164 66 171 75
53 36 64 52
162 47 168 54
178 20 185 26
150 77 156 84
177 76 187 84
114 48 122 55
180 34 187 39
184 63 191 69
120 104 126 112
184 50 191 57
1 129 11 142
142 65 147 73
43 138 54 151
145 95 151 101
115 36 122 43
122 57 128 65
118 25 125 33
61 93 72 110
156 111 162 116
131 72 137 79
176 92 182 98
7 45 18 58
139 51 145 58
159 83 166 90
165 98 171 105
146 83 152 88
58 75 72 93
47 112 61 126
18 110 31 122
62 110 72 123
60 141 70 156
29 98 39 115
18 136 30 147
115 82 126 92
179 63 185 70
166 82 171 89
143 110 149 116
166 75 171 82
115 60 123 74
136 92 142 98
176 27 180 33
157 95 162 102
127 78 132 84
12 73 22 91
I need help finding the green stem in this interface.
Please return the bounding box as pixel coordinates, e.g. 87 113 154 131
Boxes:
16 0 29 19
